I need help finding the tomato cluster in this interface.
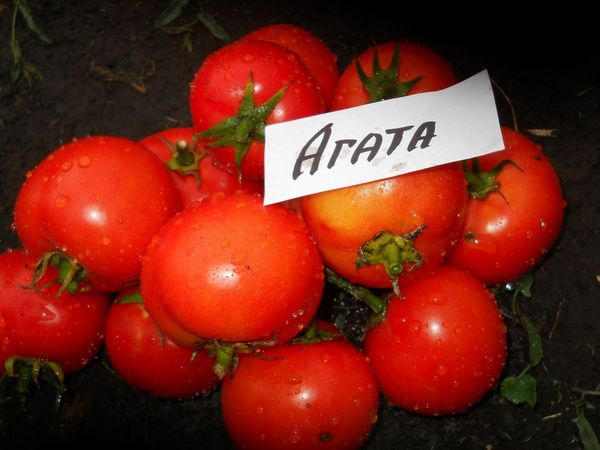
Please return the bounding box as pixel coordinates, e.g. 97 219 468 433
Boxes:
1 22 566 449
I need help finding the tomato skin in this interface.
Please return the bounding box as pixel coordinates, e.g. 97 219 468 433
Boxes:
241 23 340 109
0 249 110 375
448 127 566 285
332 41 456 110
141 191 324 343
104 290 218 398
189 39 325 180
300 164 467 288
221 338 379 450
364 265 507 415
139 127 262 207
13 136 180 292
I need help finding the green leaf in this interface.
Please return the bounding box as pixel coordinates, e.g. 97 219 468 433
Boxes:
521 313 543 367
574 405 600 450
15 0 52 43
154 0 191 28
515 272 534 298
500 374 537 407
196 1 230 42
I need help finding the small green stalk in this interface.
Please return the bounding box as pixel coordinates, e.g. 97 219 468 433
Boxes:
355 43 422 102
326 268 388 328
197 73 286 179
462 158 521 201
161 136 206 187
356 224 426 297
0 356 65 411
32 251 88 296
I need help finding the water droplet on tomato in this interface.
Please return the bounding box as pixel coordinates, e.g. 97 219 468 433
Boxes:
410 320 421 335
54 195 70 208
256 405 265 414
60 161 73 172
100 237 111 246
427 295 447 305
435 363 448 376
288 375 302 385
78 156 91 168
39 306 57 322
289 426 301 443
242 54 254 63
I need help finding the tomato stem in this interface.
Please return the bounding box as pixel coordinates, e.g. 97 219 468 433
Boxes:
0 356 65 411
462 157 521 201
355 43 422 102
32 251 88 296
325 268 387 327
197 72 287 179
356 225 426 297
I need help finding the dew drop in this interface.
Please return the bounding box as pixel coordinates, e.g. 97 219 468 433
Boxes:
289 426 301 444
436 363 448 376
100 237 111 246
61 161 73 172
288 375 302 385
54 195 70 208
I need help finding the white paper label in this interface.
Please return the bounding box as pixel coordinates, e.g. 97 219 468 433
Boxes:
263 70 504 205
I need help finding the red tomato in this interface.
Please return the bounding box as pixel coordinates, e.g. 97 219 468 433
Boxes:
364 265 507 415
300 164 467 291
448 127 566 285
104 289 218 398
241 23 340 109
13 136 180 292
139 127 262 207
0 249 110 375
332 41 456 110
189 39 325 180
141 191 324 344
221 337 379 450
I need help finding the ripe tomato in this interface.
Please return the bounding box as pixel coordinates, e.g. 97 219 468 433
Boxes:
221 336 379 450
139 127 261 207
241 23 340 109
364 265 507 415
331 41 456 110
0 249 110 375
300 164 467 291
448 127 566 285
104 289 218 398
141 191 324 344
189 39 325 181
13 136 180 292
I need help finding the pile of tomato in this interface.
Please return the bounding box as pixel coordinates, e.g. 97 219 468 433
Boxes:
0 23 566 449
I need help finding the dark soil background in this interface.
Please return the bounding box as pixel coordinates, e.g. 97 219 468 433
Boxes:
0 1 598 449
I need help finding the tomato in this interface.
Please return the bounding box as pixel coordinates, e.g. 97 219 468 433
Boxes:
364 265 507 415
189 39 325 181
0 249 110 375
241 23 340 109
141 191 324 344
13 136 180 292
221 336 379 450
139 127 262 207
448 127 566 285
104 289 218 398
331 41 456 110
300 164 467 292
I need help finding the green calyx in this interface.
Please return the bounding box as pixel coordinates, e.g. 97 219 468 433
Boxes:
199 339 276 379
356 225 426 297
292 320 339 345
462 157 521 201
32 251 88 296
0 356 65 411
197 72 287 177
355 43 422 103
163 136 207 187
